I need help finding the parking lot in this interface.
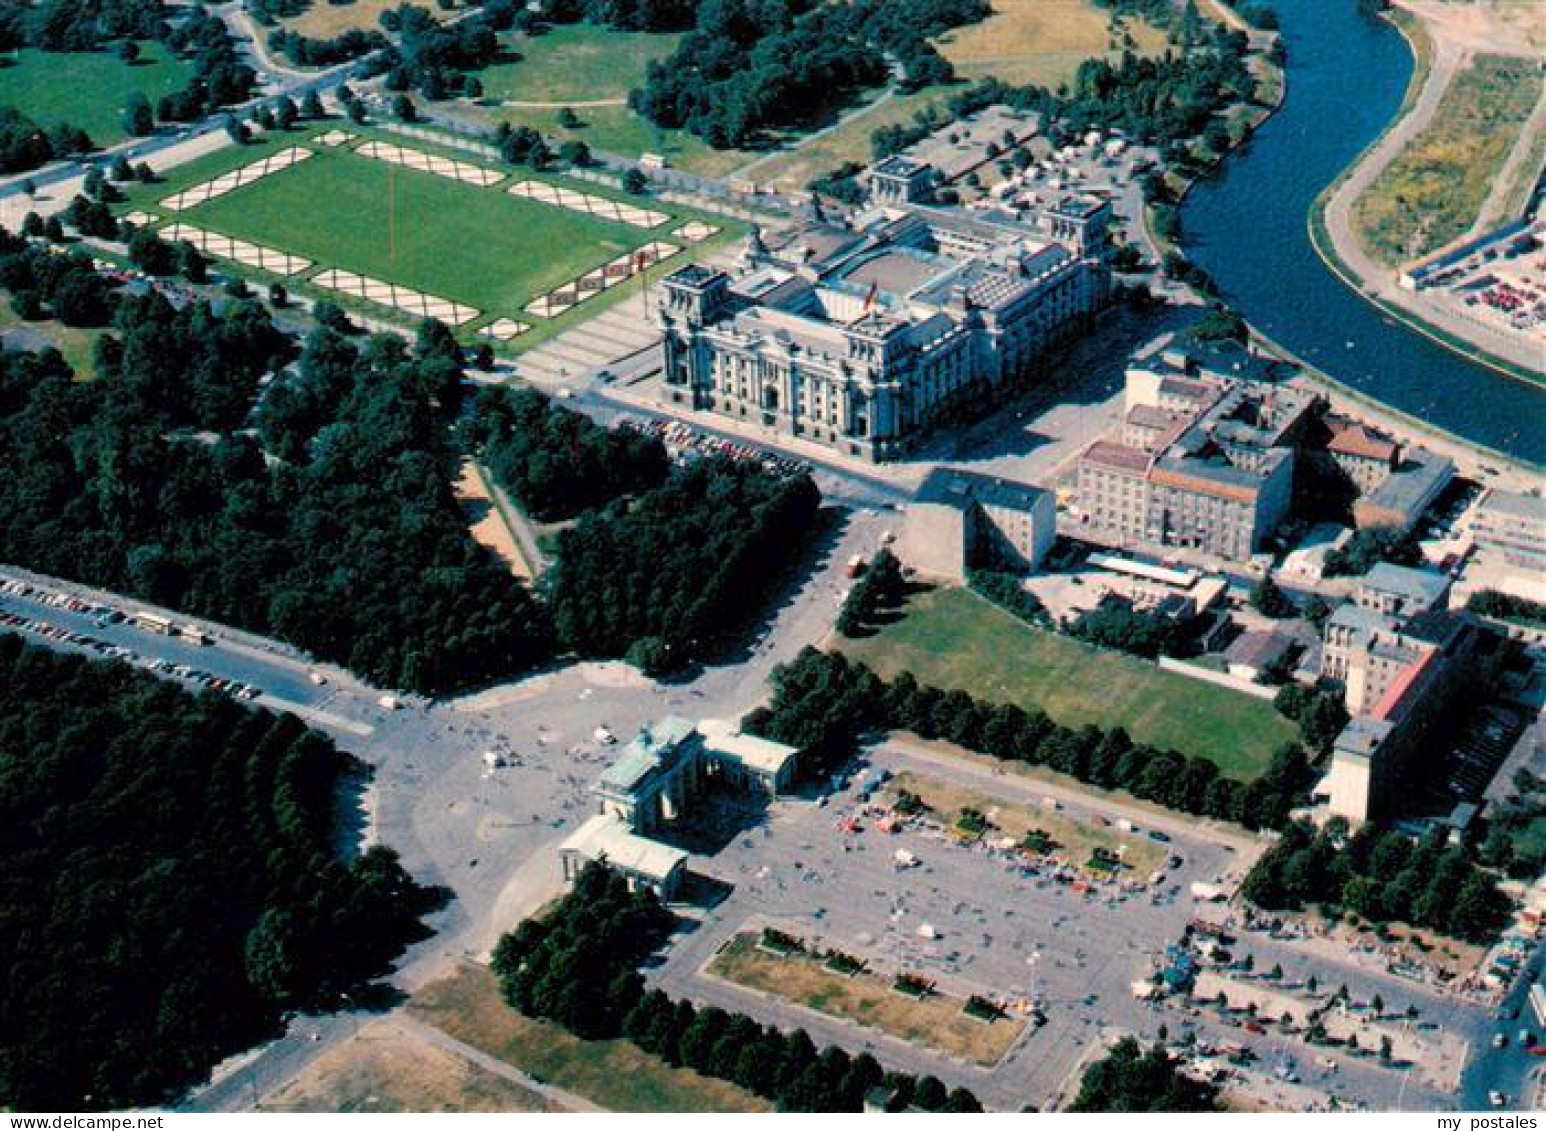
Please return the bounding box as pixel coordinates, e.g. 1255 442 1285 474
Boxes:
649 740 1250 1110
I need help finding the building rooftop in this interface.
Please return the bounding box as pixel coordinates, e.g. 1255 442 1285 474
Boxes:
1361 450 1455 516
1328 601 1401 636
1082 439 1152 474
666 263 726 288
698 718 798 776
1481 488 1546 524
1127 403 1181 431
596 716 700 794
1370 646 1438 723
916 467 1052 513
560 814 688 882
1361 562 1451 609
1150 457 1267 504
1335 715 1395 759
1326 417 1398 462
872 154 933 179
1226 630 1293 671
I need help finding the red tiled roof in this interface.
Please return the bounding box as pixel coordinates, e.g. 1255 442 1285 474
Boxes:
1081 440 1152 474
1149 466 1258 504
1328 421 1398 463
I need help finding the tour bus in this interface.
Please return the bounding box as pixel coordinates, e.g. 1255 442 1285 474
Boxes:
131 610 174 635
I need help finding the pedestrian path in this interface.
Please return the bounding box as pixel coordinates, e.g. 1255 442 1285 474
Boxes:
513 244 741 386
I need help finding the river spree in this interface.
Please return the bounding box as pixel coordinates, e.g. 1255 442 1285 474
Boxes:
1180 0 1544 465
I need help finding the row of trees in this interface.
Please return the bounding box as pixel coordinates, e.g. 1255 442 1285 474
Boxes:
744 648 1313 830
836 548 905 637
464 385 669 522
150 6 256 123
542 0 697 33
630 0 990 148
268 25 389 68
0 0 167 54
1241 818 1512 944
0 637 443 1109
1065 596 1194 659
1467 588 1546 630
491 863 981 1112
966 569 1051 628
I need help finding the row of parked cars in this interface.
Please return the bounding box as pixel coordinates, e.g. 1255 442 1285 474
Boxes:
617 416 814 479
0 578 262 701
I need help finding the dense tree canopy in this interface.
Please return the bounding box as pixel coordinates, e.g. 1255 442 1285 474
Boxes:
466 385 669 522
630 0 990 147
0 290 552 693
1071 1038 1218 1112
544 457 820 671
1242 819 1512 944
0 638 443 1109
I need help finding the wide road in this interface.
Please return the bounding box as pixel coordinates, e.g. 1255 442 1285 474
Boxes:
0 498 884 1111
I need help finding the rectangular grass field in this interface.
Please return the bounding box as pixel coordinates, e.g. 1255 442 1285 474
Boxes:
0 45 195 145
173 144 656 319
834 586 1299 778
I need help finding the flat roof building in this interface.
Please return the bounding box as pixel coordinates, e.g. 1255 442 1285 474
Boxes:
1353 450 1454 533
1354 563 1452 618
897 467 1056 583
1070 376 1316 563
1474 488 1546 572
697 717 800 796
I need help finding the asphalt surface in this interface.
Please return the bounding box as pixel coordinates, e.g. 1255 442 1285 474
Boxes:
650 741 1244 1111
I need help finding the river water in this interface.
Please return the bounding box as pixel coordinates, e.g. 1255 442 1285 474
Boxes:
1179 0 1545 465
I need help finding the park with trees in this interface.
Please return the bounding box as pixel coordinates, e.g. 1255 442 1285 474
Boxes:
0 637 444 1110
464 384 669 522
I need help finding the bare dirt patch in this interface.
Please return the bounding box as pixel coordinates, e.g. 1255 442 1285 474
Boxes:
258 1018 551 1112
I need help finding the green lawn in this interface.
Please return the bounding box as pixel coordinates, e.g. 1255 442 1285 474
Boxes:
479 23 681 104
0 45 195 145
117 131 743 344
835 586 1298 778
471 23 753 176
0 304 102 378
183 146 649 313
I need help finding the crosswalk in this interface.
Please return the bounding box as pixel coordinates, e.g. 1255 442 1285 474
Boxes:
513 244 741 387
